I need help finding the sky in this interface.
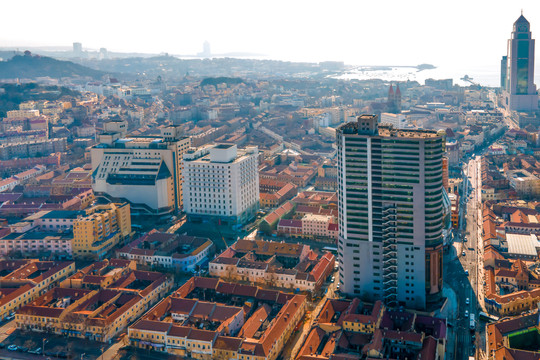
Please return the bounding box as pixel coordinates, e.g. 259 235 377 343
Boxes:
1 0 540 71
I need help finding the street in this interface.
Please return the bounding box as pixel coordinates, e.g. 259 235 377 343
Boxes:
444 156 486 360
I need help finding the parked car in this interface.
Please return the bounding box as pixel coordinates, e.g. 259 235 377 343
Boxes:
7 345 18 351
28 348 42 355
462 251 466 257
465 269 469 276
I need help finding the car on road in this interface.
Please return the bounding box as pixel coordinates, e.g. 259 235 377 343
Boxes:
28 348 42 355
466 297 470 305
463 237 468 242
465 269 469 276
462 251 466 257
336 284 340 291
465 310 469 317
7 345 18 351
330 276 335 283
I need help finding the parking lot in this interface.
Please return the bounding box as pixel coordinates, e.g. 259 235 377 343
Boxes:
116 347 182 360
1 329 115 359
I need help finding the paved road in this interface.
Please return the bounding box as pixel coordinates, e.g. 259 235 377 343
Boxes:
282 271 338 359
445 156 486 360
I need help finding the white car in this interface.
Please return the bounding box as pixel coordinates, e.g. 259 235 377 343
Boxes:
466 297 470 305
465 310 469 317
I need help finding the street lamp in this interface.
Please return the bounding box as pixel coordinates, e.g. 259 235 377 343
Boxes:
81 353 85 360
43 338 47 355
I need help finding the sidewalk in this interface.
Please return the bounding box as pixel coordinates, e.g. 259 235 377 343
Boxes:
102 339 125 360
436 284 458 360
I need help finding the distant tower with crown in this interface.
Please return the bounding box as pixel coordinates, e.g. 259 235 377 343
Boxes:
501 12 538 112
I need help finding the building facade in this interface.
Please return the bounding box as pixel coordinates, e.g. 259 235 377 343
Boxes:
502 14 539 112
72 202 131 259
336 115 444 309
91 122 191 215
182 144 259 225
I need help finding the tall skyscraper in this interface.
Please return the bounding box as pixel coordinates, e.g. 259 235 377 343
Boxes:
337 115 444 310
501 14 538 112
73 42 82 55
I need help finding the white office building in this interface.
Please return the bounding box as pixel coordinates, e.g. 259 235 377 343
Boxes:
91 121 190 215
380 112 408 129
182 144 259 225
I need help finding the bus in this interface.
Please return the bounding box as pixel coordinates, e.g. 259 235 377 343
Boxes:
470 314 476 331
323 246 338 255
479 311 499 323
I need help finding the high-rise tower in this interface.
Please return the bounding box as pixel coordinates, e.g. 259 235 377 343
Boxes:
502 14 538 112
336 115 444 310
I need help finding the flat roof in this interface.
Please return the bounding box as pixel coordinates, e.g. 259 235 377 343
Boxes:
214 144 234 149
39 210 84 220
506 233 540 256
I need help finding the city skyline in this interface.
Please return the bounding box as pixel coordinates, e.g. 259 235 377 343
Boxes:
1 1 539 70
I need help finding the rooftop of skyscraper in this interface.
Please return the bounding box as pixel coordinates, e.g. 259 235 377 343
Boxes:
338 117 441 138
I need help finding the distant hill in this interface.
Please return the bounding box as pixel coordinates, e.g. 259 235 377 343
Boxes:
200 77 244 87
0 53 106 79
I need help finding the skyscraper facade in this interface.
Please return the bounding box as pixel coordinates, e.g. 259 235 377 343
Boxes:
501 14 538 112
336 115 444 310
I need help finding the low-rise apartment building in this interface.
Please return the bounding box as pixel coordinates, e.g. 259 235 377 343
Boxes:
487 313 540 360
128 277 306 360
0 260 75 321
0 230 72 258
259 179 297 209
507 169 540 197
16 259 172 342
296 298 446 360
117 230 214 272
209 238 334 292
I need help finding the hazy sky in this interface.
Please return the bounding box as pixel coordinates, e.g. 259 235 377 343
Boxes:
1 0 539 70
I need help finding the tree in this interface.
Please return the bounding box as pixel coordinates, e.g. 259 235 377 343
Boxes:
23 339 36 350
